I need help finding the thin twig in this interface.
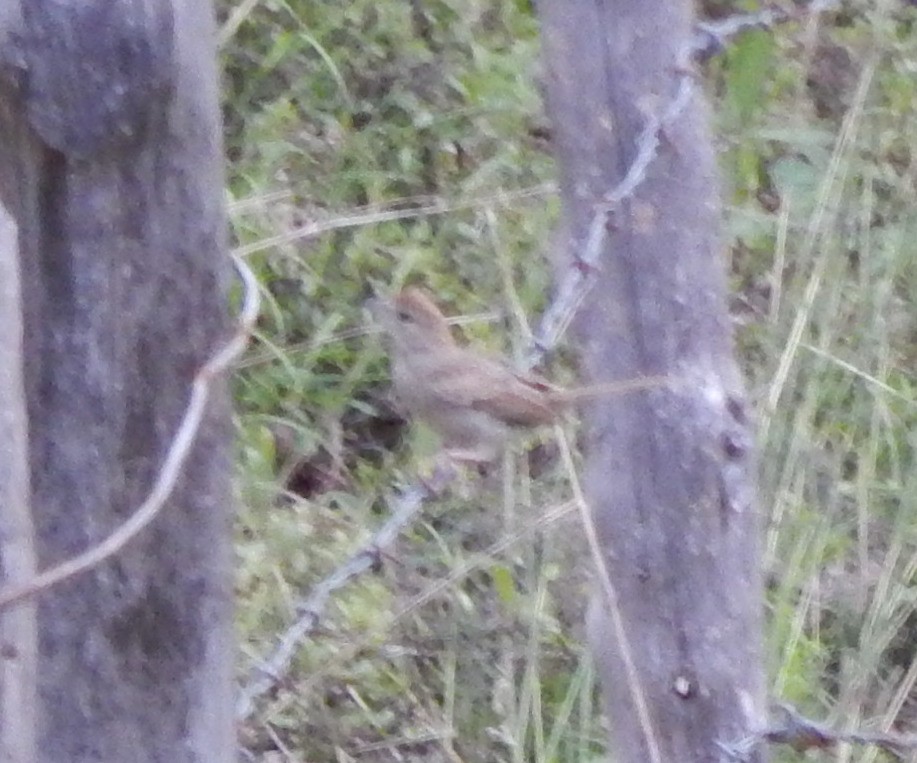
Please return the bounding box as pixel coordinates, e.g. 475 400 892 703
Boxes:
232 184 554 258
0 254 260 612
556 429 664 763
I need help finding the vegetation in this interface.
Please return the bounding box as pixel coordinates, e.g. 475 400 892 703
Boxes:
220 1 917 759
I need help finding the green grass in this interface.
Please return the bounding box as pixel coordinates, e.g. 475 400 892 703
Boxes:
221 1 917 760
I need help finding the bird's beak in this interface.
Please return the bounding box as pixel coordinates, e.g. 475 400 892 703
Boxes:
363 295 379 316
363 294 391 331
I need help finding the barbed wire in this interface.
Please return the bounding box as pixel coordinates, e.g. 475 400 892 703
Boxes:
718 702 917 761
235 469 444 719
0 253 260 612
236 0 840 727
235 67 697 724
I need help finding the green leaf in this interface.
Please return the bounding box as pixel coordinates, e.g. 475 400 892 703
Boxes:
724 30 775 126
491 563 517 605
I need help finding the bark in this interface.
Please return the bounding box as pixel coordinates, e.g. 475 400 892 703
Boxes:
0 2 234 761
0 198 37 763
536 1 766 761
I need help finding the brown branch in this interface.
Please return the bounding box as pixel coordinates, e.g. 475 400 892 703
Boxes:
0 254 260 613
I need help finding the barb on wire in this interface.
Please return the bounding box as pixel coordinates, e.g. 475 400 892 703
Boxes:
0 254 260 613
237 490 579 722
691 0 841 62
239 15 707 724
237 0 840 723
527 72 696 369
236 467 455 720
527 0 838 369
236 61 700 721
718 702 917 762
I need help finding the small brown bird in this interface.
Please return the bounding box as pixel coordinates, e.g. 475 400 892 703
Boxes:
370 287 638 464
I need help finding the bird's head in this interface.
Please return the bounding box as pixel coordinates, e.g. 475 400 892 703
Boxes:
370 287 455 355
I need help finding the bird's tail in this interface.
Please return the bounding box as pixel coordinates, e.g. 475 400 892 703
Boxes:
557 375 670 404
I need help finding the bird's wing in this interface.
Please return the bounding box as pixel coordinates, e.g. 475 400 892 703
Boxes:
426 349 559 427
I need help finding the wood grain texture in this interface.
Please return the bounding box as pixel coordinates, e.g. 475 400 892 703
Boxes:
536 0 767 760
0 2 233 761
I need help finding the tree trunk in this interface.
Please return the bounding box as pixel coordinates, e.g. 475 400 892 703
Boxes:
536 1 766 760
0 3 234 761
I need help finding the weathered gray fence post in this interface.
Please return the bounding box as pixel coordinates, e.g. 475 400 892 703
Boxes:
0 3 235 760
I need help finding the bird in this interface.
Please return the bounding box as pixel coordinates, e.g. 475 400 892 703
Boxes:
370 287 659 464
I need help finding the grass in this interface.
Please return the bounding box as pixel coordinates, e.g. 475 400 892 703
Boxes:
220 0 917 760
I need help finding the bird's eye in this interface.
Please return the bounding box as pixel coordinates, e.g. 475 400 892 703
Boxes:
396 310 414 323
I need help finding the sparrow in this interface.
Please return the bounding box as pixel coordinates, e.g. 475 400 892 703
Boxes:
370 287 645 464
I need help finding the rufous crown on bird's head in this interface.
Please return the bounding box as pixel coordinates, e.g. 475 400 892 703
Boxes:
391 287 454 343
